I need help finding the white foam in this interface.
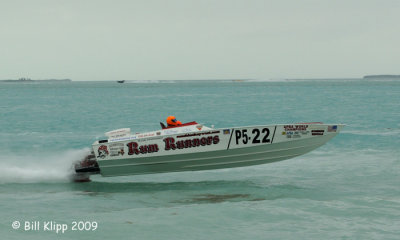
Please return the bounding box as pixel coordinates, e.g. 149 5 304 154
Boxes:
0 148 90 184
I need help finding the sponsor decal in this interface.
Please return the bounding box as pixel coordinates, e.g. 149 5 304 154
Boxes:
196 125 203 130
164 128 194 135
176 131 220 138
137 133 155 138
164 135 220 150
311 130 324 136
284 125 308 131
109 143 125 157
328 125 338 132
137 136 163 142
284 130 308 138
164 129 179 135
285 131 301 138
108 135 137 142
223 129 230 135
126 142 159 155
156 131 161 135
107 130 130 138
98 145 109 158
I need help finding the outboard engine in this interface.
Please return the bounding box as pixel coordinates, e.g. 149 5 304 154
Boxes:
72 151 100 182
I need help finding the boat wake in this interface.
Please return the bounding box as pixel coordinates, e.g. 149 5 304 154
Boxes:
0 148 90 184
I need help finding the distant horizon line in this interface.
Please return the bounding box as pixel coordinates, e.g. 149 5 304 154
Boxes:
1 74 400 82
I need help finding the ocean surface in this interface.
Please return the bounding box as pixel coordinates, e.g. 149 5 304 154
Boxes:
0 79 399 239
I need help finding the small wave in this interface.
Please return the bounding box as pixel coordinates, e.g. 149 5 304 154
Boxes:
0 148 89 184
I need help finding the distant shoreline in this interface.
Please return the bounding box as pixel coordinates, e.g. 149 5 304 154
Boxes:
363 75 400 79
0 78 72 83
1 76 399 82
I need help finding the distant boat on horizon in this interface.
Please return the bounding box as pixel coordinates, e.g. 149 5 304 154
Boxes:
117 80 125 83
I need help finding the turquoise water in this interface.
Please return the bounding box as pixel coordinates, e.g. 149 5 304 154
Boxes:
1 80 399 239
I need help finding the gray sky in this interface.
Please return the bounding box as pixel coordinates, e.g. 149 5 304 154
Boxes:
1 0 399 81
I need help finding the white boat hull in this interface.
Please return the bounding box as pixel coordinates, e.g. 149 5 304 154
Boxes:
90 124 343 177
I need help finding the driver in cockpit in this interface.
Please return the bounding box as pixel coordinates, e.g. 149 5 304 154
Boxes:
166 116 182 127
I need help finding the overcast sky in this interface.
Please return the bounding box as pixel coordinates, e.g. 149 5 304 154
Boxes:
1 0 399 81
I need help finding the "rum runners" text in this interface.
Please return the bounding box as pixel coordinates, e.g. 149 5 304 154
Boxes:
163 135 220 150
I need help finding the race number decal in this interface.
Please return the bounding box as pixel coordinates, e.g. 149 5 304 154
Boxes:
231 127 275 148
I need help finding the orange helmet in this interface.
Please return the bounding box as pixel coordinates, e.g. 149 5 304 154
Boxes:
167 116 178 126
176 120 182 126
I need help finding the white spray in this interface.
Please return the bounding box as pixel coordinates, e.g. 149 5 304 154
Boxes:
0 148 90 183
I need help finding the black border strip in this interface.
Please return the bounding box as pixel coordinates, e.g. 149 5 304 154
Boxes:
270 126 277 144
227 128 234 150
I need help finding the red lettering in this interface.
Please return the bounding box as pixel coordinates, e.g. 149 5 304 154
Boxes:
163 137 176 150
213 135 220 144
139 145 147 154
192 138 200 146
162 135 220 151
200 137 207 146
148 144 159 153
127 142 139 155
127 142 159 155
184 139 192 148
207 136 213 145
176 140 185 149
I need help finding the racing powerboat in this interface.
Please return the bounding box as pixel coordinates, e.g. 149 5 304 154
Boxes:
73 121 344 181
